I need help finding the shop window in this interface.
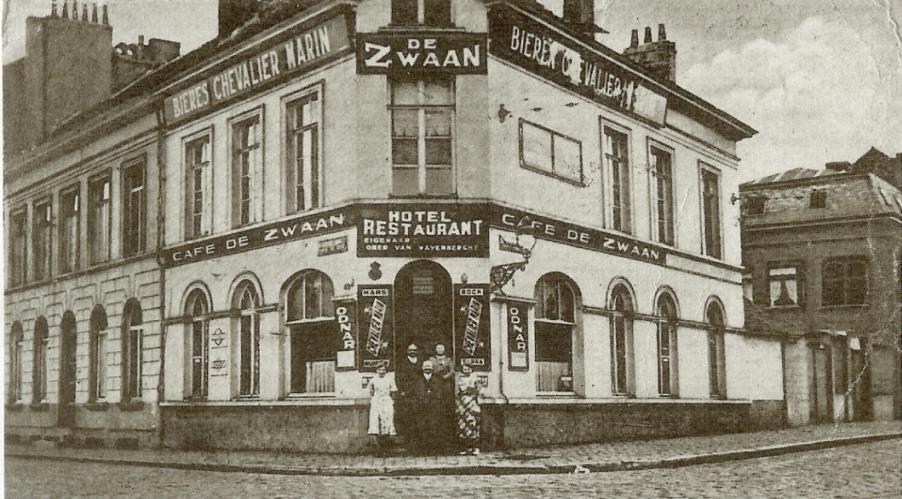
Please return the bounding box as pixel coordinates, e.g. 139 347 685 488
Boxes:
391 0 451 27
122 300 143 401
9 322 24 403
603 126 632 233
535 274 576 393
185 290 209 399
822 258 868 307
610 285 634 396
122 160 146 257
286 270 335 394
32 317 49 403
768 265 801 308
391 79 454 196
89 175 111 265
184 134 212 239
656 293 678 397
650 145 674 245
700 165 722 259
706 301 727 399
89 306 108 401
9 208 28 287
59 187 80 273
285 90 321 213
231 113 262 227
32 199 53 281
519 119 583 185
810 190 827 208
234 283 261 397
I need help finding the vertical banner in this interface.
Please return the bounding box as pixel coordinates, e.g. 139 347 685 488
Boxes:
506 302 529 370
334 299 357 371
454 284 491 371
357 285 394 372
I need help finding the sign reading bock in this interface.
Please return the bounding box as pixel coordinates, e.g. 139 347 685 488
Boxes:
357 32 487 75
454 284 491 371
358 204 489 258
358 285 394 372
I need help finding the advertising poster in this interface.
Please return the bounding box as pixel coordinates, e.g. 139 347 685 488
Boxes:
357 285 394 372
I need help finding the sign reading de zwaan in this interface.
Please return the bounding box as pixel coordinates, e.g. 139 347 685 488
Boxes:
357 32 487 75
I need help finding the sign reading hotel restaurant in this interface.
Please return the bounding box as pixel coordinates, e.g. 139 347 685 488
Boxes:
164 14 351 125
160 206 350 267
334 300 357 370
356 32 487 75
357 204 489 258
490 206 667 265
357 285 394 372
489 6 668 126
506 302 529 370
454 284 491 371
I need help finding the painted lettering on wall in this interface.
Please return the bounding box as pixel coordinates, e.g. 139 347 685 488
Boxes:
358 204 489 258
454 284 491 371
358 285 394 372
357 32 487 75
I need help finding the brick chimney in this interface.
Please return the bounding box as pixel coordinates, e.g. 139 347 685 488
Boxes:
218 0 263 38
622 23 677 81
112 35 181 91
561 0 607 37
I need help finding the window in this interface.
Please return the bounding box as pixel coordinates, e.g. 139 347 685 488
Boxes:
184 134 211 239
656 293 678 397
768 266 801 307
391 0 451 26
822 258 868 307
231 113 262 227
520 120 583 184
743 196 766 216
32 317 49 403
810 190 827 208
89 306 108 401
122 161 146 256
391 79 454 196
88 175 111 264
9 208 28 286
9 323 24 403
285 91 321 213
706 302 726 398
186 290 209 399
701 166 722 259
651 145 674 245
32 199 53 281
285 271 336 394
235 283 261 397
59 187 80 273
535 274 576 392
610 285 634 396
122 300 143 401
604 126 632 232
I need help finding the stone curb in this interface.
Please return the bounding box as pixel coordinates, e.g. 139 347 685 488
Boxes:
7 431 902 477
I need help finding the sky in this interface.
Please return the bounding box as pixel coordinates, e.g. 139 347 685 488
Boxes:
4 0 901 183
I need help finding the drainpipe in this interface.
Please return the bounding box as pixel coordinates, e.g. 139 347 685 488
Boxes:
497 302 509 450
154 102 167 447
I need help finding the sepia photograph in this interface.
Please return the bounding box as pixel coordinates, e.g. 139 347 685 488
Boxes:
2 0 901 496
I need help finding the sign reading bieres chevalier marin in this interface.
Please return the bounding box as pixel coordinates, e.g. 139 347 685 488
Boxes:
356 32 487 75
357 204 489 258
489 6 668 126
163 14 351 125
454 284 491 371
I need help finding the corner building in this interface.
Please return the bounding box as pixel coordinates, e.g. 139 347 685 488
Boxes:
159 0 784 452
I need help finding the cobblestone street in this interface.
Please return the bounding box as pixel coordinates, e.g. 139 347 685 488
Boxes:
7 440 902 497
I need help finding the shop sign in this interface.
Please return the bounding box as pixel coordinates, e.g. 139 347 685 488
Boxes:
334 300 357 370
357 204 489 258
210 328 228 377
318 235 348 256
161 206 351 267
358 285 394 372
357 32 487 75
163 14 351 125
491 206 667 265
506 302 529 370
454 284 491 371
489 6 667 126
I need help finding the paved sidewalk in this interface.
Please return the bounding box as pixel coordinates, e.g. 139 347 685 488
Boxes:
7 421 902 476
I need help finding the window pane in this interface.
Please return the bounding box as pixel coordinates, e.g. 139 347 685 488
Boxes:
535 322 572 362
425 108 451 137
392 109 418 138
392 139 419 165
522 123 552 172
425 167 453 195
554 136 581 182
392 167 419 196
425 139 452 166
423 81 452 104
391 81 419 105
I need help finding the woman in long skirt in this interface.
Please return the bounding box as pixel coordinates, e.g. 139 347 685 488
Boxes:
368 364 397 453
456 363 481 455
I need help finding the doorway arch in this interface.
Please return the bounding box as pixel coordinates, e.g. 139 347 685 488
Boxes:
393 260 454 363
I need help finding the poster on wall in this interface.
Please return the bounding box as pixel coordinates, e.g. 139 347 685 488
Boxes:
454 284 491 371
334 299 357 371
357 203 490 258
209 327 229 377
506 302 529 370
357 285 394 372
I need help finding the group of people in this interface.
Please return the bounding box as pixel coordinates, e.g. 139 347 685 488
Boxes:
367 343 482 455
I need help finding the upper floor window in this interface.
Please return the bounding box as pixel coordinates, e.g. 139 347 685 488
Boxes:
9 322 24 403
88 175 111 264
391 79 454 196
59 187 80 273
768 265 801 308
122 161 146 257
231 113 262 227
700 166 722 259
603 126 631 233
9 208 28 287
391 0 451 27
519 119 583 185
285 91 321 213
650 145 674 245
822 258 867 307
285 270 336 394
32 317 49 403
32 199 53 281
122 300 144 401
743 195 766 216
184 134 212 239
810 190 827 209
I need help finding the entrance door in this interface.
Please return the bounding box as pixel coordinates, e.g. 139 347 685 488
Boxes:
810 343 833 423
58 312 78 428
394 261 454 361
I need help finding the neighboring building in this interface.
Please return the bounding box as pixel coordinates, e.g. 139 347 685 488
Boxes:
741 148 902 425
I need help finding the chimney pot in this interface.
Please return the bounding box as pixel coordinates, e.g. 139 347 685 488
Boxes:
51 0 58 17
81 2 88 21
138 34 144 45
644 26 652 43
630 29 638 47
91 3 98 22
61 0 69 18
102 3 108 25
658 24 666 41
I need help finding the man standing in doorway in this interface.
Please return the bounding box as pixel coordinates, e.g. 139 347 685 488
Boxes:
395 343 421 448
412 360 443 453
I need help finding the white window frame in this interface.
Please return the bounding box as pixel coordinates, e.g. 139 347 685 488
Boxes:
767 264 802 308
58 185 81 274
182 127 215 239
699 162 724 259
9 207 28 287
601 119 634 234
648 140 676 247
121 158 147 257
32 197 53 281
282 83 324 214
88 172 112 265
519 119 584 186
235 285 261 398
228 107 265 228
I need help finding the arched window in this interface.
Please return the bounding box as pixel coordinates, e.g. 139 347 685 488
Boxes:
186 290 210 399
234 282 261 397
9 322 24 403
285 270 335 394
122 300 144 401
610 285 634 396
32 317 49 403
706 300 727 398
535 273 577 392
656 292 679 397
90 306 108 401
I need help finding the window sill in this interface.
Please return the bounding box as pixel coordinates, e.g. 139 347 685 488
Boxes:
85 401 110 411
387 193 459 200
520 163 585 188
118 400 145 412
285 393 336 399
6 402 25 411
381 24 463 32
766 304 802 310
820 304 868 310
29 402 50 411
536 391 577 398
